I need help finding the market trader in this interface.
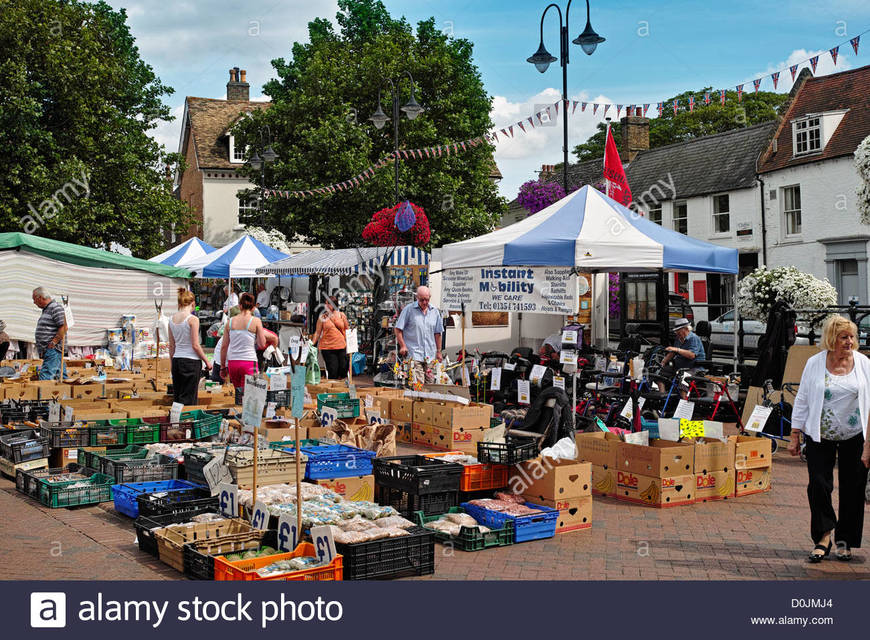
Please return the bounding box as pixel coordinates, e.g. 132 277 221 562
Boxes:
656 317 706 392
395 286 444 386
32 287 67 380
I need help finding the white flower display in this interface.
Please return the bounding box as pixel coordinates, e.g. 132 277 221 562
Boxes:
244 226 292 253
737 266 838 320
856 134 870 225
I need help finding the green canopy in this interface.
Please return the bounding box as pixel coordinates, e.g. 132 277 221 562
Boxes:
0 232 191 278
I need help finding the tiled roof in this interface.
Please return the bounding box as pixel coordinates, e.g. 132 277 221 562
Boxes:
563 158 604 191
758 64 870 173
184 97 270 170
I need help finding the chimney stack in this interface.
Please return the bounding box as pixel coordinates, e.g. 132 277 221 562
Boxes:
619 110 649 162
227 66 250 102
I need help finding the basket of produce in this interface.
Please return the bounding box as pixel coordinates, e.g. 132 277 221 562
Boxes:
416 507 514 551
39 472 114 508
111 479 205 518
461 495 558 543
424 452 510 492
134 509 226 557
373 455 463 495
154 518 255 572
89 421 129 446
213 541 343 581
0 428 49 463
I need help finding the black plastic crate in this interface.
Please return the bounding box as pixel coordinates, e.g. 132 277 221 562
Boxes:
374 485 458 519
373 455 463 495
335 526 435 580
476 439 539 465
103 454 179 484
0 429 49 463
184 530 277 580
0 400 52 425
266 389 292 408
39 420 91 448
136 487 218 519
134 507 223 557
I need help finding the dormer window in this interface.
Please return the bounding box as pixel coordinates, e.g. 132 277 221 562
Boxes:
793 117 821 155
228 135 246 164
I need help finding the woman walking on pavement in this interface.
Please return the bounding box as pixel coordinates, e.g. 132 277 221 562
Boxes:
220 292 266 393
168 288 211 406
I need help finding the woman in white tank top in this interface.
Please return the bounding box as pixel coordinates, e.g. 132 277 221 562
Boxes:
220 292 266 393
169 288 210 406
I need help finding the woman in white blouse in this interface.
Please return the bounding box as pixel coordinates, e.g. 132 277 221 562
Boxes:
789 315 870 562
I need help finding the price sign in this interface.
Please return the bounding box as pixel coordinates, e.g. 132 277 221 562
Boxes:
265 402 277 419
364 394 374 408
310 525 337 564
560 350 578 366
658 418 680 442
241 375 268 430
62 298 75 329
63 405 74 422
217 482 238 517
347 384 357 399
553 375 565 390
270 373 287 392
561 330 578 345
277 514 299 552
680 419 706 439
529 364 547 385
366 408 386 425
169 401 183 425
490 367 502 391
48 401 61 423
504 362 516 371
620 396 647 420
320 405 339 427
624 430 650 446
290 365 306 419
345 328 359 354
745 405 773 433
594 355 607 372
674 399 695 420
250 500 269 530
289 336 301 361
299 342 310 364
517 379 531 405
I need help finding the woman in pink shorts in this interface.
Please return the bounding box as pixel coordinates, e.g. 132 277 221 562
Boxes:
219 292 266 392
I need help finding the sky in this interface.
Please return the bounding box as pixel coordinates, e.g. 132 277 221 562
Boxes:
111 0 870 201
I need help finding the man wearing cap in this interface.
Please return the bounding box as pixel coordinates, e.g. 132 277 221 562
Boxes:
656 318 706 392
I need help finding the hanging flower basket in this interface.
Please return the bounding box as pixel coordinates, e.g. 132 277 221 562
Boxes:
362 200 430 247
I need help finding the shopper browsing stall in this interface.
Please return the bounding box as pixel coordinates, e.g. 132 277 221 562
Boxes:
311 299 349 379
656 318 705 392
168 288 210 405
395 286 443 386
220 293 266 392
789 315 870 563
32 287 67 380
222 283 239 313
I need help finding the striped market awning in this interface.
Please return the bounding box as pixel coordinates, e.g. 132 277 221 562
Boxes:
257 246 430 276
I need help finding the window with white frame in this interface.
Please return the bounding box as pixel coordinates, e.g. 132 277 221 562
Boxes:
647 204 662 225
673 201 688 234
229 135 246 163
712 194 730 234
237 196 259 226
782 185 801 236
793 117 821 155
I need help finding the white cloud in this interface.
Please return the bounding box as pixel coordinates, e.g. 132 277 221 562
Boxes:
490 89 613 200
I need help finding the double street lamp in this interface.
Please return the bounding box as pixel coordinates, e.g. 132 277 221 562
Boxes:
248 124 279 226
527 0 604 193
368 71 424 202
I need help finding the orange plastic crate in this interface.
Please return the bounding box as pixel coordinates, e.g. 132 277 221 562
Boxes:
213 542 343 581
425 452 509 492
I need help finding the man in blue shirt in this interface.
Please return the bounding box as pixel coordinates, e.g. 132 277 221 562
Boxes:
395 286 443 386
657 318 706 392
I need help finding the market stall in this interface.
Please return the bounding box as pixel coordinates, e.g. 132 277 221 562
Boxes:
148 237 216 268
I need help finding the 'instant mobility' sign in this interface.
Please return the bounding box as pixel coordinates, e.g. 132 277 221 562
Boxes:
441 267 578 315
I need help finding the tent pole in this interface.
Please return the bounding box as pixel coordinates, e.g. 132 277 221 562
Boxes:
732 275 739 376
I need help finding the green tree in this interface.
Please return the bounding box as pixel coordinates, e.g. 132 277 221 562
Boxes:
572 88 790 161
0 0 190 257
235 0 506 249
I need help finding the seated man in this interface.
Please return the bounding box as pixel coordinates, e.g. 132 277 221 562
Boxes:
656 318 706 393
538 332 562 367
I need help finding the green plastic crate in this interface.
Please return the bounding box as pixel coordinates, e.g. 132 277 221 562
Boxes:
181 410 222 439
89 422 128 447
38 472 114 508
414 507 514 552
121 418 160 444
316 392 360 418
78 444 144 470
268 438 320 451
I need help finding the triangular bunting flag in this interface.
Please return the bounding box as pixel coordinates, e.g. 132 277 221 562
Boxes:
810 55 819 73
554 102 559 115
603 104 610 118
790 64 799 81
720 89 726 105
509 125 514 138
657 102 663 116
771 71 780 89
704 92 710 105
851 35 860 55
492 131 499 143
518 121 526 133
643 104 650 116
527 116 535 128
501 128 508 138
616 104 622 117
688 96 694 112
461 141 467 151
593 103 599 115
736 84 744 102
672 99 679 115
572 100 579 114
536 112 543 125
581 102 588 112
753 78 762 93
829 46 839 65
546 106 552 121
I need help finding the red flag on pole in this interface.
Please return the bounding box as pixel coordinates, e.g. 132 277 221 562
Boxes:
603 126 632 207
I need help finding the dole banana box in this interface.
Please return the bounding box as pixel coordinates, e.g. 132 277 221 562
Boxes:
591 464 617 497
431 402 493 429
617 439 694 478
525 495 592 533
692 437 737 474
413 401 440 425
412 423 439 447
510 458 591 501
575 431 621 469
616 471 695 507
314 475 375 502
33 382 72 400
362 394 392 420
390 398 415 423
734 466 772 496
731 435 773 470
695 470 735 501
395 422 412 444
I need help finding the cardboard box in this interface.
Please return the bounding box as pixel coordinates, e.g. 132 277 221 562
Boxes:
37 383 72 400
527 495 593 533
71 411 127 421
4 384 39 400
123 407 169 419
413 401 439 425
71 385 103 400
390 398 414 423
259 423 306 442
591 464 617 496
695 470 735 501
615 471 695 507
512 458 591 500
617 440 694 477
49 446 104 468
431 402 493 429
693 437 737 474
735 466 771 497
395 422 412 444
412 423 440 448
575 431 621 469
363 394 392 419
313 475 375 502
61 399 111 410
732 435 773 470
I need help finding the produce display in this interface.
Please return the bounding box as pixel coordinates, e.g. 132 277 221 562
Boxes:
256 555 325 578
423 511 491 537
466 493 541 516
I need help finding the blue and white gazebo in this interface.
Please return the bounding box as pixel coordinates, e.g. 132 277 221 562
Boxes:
184 235 289 279
149 237 216 268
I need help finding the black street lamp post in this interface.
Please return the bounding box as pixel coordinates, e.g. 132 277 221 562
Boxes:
368 71 424 202
527 0 604 193
248 124 278 226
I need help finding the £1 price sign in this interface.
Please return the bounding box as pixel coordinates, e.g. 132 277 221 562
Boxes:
251 500 269 530
217 482 238 517
320 405 339 427
277 514 299 552
310 525 337 564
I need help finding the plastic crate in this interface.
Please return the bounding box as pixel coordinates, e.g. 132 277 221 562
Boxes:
335 526 435 580
0 400 52 425
476 439 539 465
111 480 205 518
460 500 558 543
415 507 514 551
266 389 292 408
156 518 255 572
316 393 360 418
0 428 50 463
136 486 216 519
184 530 278 580
214 541 343 581
89 422 128 446
373 455 463 495
374 484 458 519
224 448 304 489
147 410 221 442
123 419 161 444
277 443 374 480
424 452 510 492
134 507 223 557
39 420 91 448
102 453 179 484
78 444 144 471
16 465 86 498
269 439 320 451
39 472 114 508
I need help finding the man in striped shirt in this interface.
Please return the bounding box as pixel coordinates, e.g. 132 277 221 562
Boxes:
32 287 67 380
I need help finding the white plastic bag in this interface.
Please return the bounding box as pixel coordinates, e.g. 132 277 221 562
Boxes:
540 436 577 461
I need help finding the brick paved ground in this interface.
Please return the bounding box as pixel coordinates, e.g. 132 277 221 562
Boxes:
1 445 867 581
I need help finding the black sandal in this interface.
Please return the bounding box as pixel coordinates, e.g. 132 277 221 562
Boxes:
836 544 852 561
808 541 832 563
